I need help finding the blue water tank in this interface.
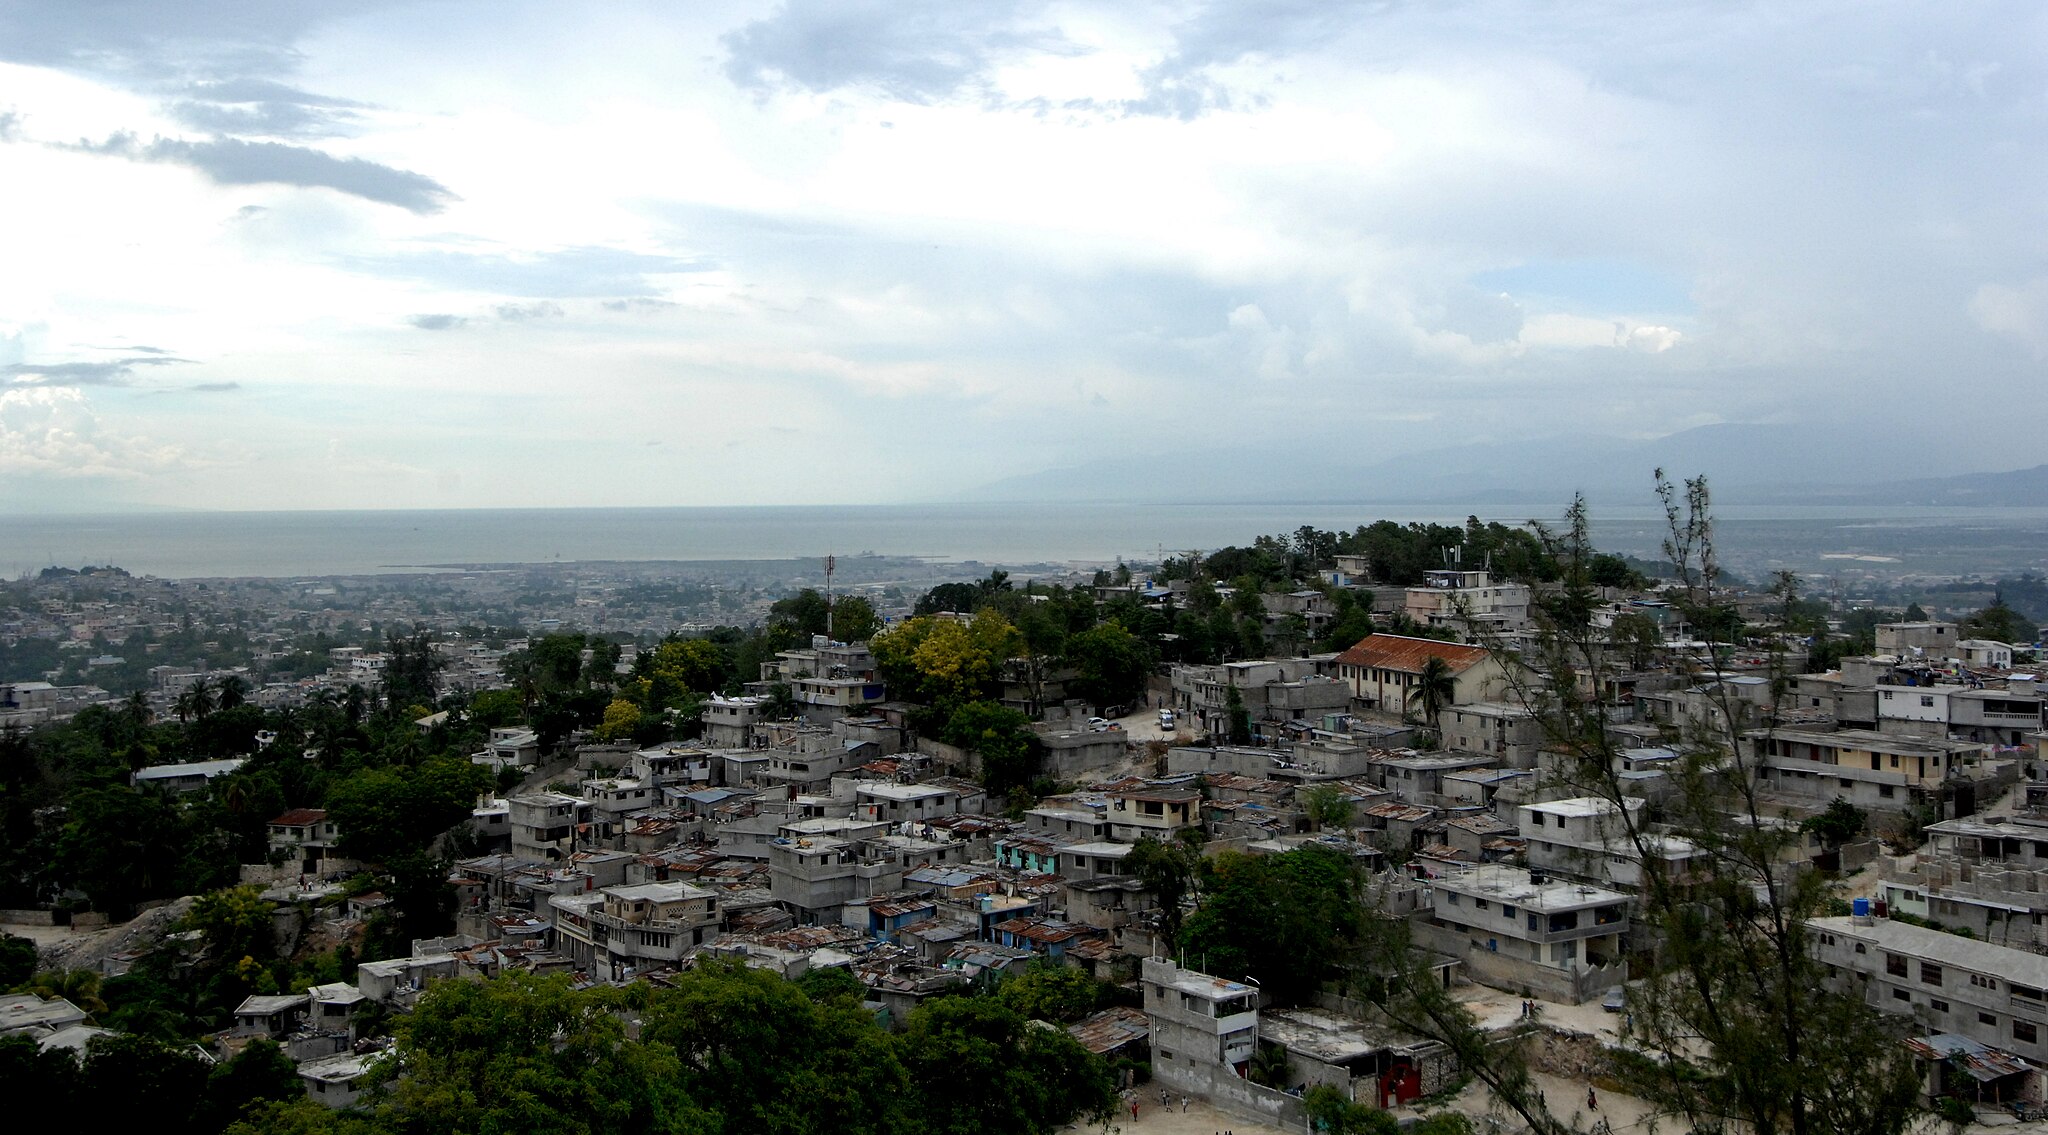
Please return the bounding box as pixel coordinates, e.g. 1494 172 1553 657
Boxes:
1852 897 1870 918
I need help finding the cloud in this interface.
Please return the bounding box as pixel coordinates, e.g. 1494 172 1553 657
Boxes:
723 0 1063 103
0 387 185 478
166 78 371 138
1969 278 2048 358
408 314 467 331
3 356 194 387
494 301 564 322
0 2 378 81
353 245 709 297
77 132 454 213
190 381 241 392
0 111 18 142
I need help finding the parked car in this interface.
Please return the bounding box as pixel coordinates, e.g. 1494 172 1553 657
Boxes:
1087 717 1112 732
1158 709 1176 730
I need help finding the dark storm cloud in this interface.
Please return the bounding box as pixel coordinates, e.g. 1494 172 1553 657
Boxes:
76 132 454 213
3 356 194 386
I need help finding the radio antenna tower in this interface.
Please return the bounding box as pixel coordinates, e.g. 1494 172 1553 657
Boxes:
824 554 836 641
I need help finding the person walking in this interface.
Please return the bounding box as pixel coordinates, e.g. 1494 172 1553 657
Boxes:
1587 1087 1598 1111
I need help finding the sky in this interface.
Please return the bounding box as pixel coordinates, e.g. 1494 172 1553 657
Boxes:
1 1 2044 511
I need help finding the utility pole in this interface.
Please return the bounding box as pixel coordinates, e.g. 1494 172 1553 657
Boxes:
824 554 836 642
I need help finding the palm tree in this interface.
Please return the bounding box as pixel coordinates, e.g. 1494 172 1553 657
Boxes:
342 683 370 726
185 677 216 721
216 674 248 712
1405 654 1457 733
122 690 152 728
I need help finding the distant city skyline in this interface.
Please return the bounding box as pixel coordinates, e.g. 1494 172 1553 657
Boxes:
2 3 2044 511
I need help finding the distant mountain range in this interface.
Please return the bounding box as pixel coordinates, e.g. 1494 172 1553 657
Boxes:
965 424 2045 508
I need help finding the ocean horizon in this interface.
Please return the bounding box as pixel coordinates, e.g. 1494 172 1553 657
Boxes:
9 501 2048 581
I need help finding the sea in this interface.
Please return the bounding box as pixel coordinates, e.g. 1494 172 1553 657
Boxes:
6 502 2048 580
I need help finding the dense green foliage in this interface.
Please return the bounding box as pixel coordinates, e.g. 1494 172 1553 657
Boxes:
1179 843 1365 1005
199 966 1113 1135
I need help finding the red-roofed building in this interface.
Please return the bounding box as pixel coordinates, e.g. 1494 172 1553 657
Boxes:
1334 634 1510 715
267 808 340 874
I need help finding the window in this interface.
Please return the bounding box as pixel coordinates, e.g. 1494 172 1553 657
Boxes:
1921 962 1944 986
1445 893 1460 906
1982 1013 1999 1026
1921 695 1935 708
1886 954 1909 978
1930 999 1949 1012
1893 989 1911 1002
1972 975 1999 990
1880 785 1896 799
1854 943 1867 954
1475 898 1489 911
2016 1020 2039 1044
1502 904 1518 919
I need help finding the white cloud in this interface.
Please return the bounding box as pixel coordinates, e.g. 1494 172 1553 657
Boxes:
0 4 2042 507
1969 278 2048 358
0 387 186 478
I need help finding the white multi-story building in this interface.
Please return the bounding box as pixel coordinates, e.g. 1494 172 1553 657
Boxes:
1518 797 1703 891
1424 864 1629 1003
1811 913 2048 1070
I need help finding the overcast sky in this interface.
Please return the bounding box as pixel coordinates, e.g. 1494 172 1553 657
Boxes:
1 1 2043 511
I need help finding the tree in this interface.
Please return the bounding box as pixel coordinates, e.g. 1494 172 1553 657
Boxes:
1369 477 1927 1135
1124 832 1202 944
1802 797 1867 849
383 971 707 1135
0 933 36 988
1301 784 1355 832
641 958 910 1135
596 698 643 742
1306 1083 1399 1134
1179 843 1363 1006
326 757 491 863
216 674 249 712
898 995 1114 1135
188 885 277 967
1961 600 2037 644
914 582 984 616
830 595 882 643
202 1037 305 1127
943 701 1036 793
1064 622 1152 710
1224 683 1252 744
1405 654 1457 733
995 963 1101 1023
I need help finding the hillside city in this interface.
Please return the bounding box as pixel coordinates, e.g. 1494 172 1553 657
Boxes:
4 511 2048 1135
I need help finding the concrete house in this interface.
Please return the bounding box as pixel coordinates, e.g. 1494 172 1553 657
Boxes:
510 792 595 861
1107 785 1202 843
1747 728 1987 812
1811 913 2048 1078
1439 702 1545 768
1334 636 1509 718
1143 958 1260 1093
1518 797 1704 891
1421 864 1629 1003
267 808 340 875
